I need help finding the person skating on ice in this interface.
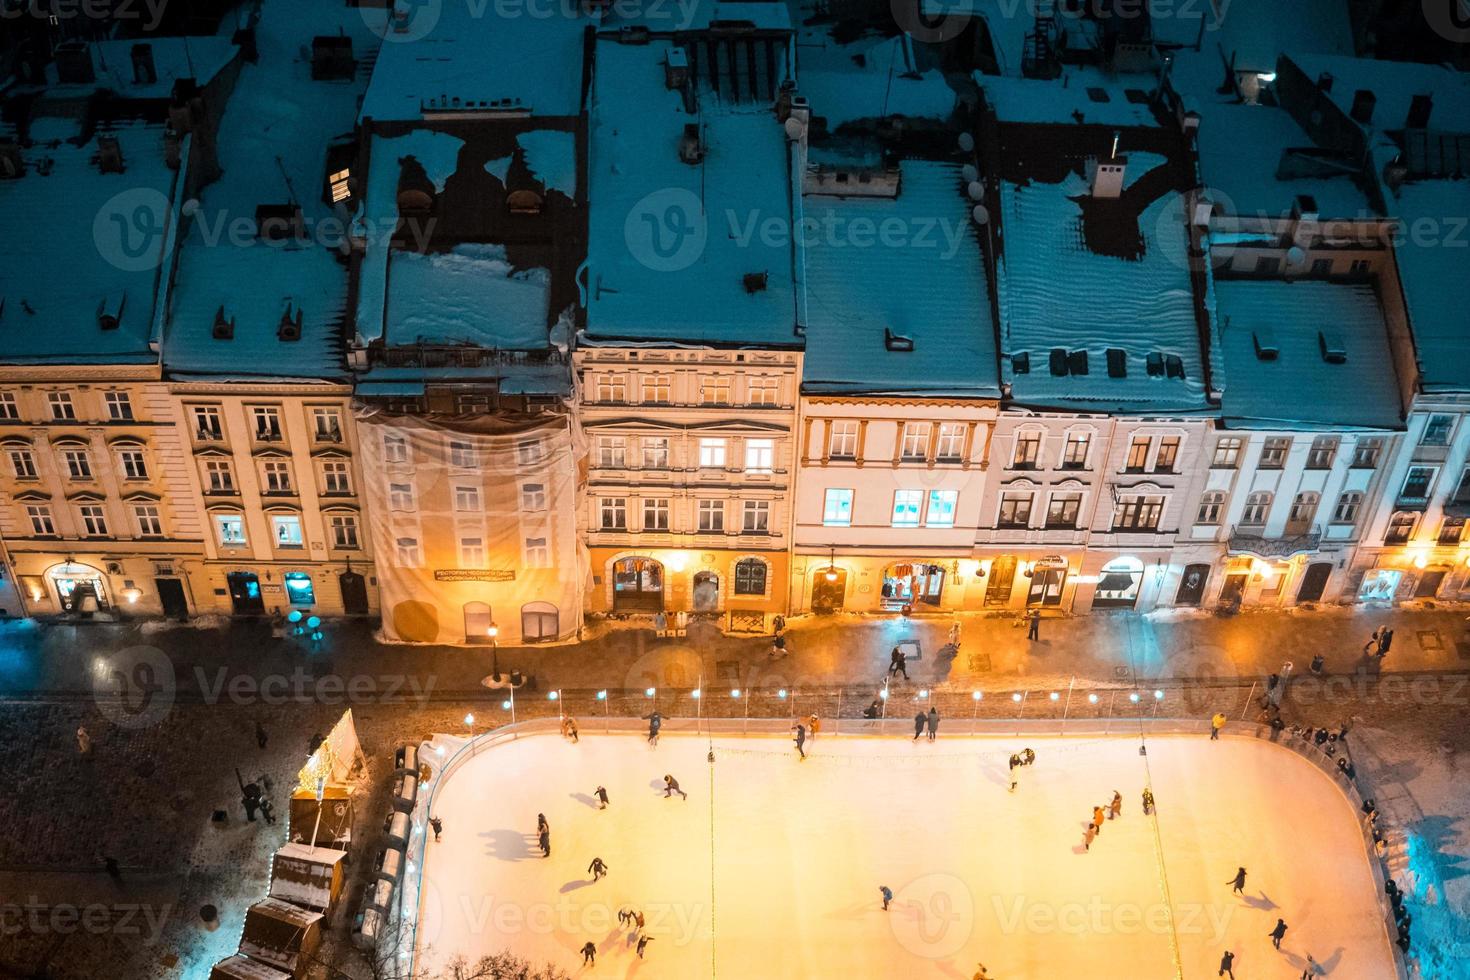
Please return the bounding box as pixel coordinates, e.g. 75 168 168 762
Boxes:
863 699 881 719
1091 806 1105 836
1022 747 1035 766
890 647 910 680
1083 823 1096 851
1108 791 1122 820
537 813 549 836
646 710 662 745
580 941 597 965
664 774 687 799
926 706 940 741
1268 918 1288 949
913 711 926 740
1008 753 1021 792
1217 949 1235 978
793 722 807 759
595 785 610 809
808 713 820 740
539 828 551 857
636 934 654 959
588 856 608 881
1227 867 1246 895
879 885 893 910
430 816 442 842
1142 787 1155 814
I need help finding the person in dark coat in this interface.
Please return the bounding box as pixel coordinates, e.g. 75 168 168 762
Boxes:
637 934 654 958
1008 754 1021 792
1269 918 1287 949
863 700 881 719
794 723 807 760
890 647 909 680
926 707 940 741
913 711 926 740
580 941 597 965
1378 628 1394 656
588 857 608 881
595 785 610 809
879 885 893 910
430 816 443 841
1218 949 1235 978
537 813 549 835
254 720 268 749
664 774 687 799
1027 608 1040 640
539 829 550 857
646 711 662 744
1227 867 1247 894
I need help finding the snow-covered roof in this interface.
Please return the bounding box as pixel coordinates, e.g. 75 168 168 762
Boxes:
585 38 799 346
1214 279 1402 429
607 0 791 31
802 160 998 398
46 36 239 100
164 0 381 381
383 245 551 348
209 955 291 980
360 2 589 122
1149 0 1354 71
0 119 178 366
917 0 1035 77
977 71 1164 127
1289 55 1470 135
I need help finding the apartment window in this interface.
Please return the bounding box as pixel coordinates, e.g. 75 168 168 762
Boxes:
330 514 359 549
1124 436 1152 472
204 459 235 493
133 504 162 537
748 378 779 406
271 515 304 547
1311 258 1334 276
104 391 133 421
1439 517 1467 545
1332 491 1363 524
1212 437 1243 468
193 406 223 440
596 437 626 468
1255 255 1281 275
524 537 550 568
745 438 774 474
314 461 348 495
936 423 965 461
822 488 853 527
516 439 544 465
396 537 423 565
251 407 283 441
454 485 481 511
600 497 627 530
26 505 55 536
48 391 76 421
1112 495 1164 531
9 449 37 479
63 449 92 480
1061 432 1090 469
641 375 671 404
900 423 930 461
79 504 108 537
829 421 858 460
1046 492 1082 529
1306 436 1339 469
1287 492 1319 526
734 558 767 595
214 513 246 546
312 408 343 441
926 490 958 528
644 498 670 531
743 499 770 533
1241 491 1272 525
997 492 1033 529
697 499 725 532
1421 414 1454 447
1012 431 1041 469
1402 466 1435 501
701 377 732 405
1351 437 1382 468
1259 437 1291 468
596 375 627 402
0 392 17 419
1196 490 1226 525
1153 436 1180 473
699 438 727 469
449 440 478 469
642 438 669 469
459 537 486 567
1349 259 1371 275
389 483 415 511
118 448 148 480
262 460 293 494
383 433 409 464
1453 468 1470 505
1385 511 1417 544
522 482 547 511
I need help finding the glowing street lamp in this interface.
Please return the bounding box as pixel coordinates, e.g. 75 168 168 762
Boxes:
487 623 500 680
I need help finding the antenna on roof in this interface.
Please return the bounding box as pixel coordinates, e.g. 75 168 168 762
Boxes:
1110 132 1120 160
274 155 300 207
184 36 196 79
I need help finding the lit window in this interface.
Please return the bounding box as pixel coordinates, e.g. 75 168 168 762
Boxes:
823 488 853 527
745 438 774 474
1012 431 1040 468
891 490 923 527
215 513 246 546
641 375 671 404
1153 436 1180 473
1112 495 1164 531
1061 432 1090 469
284 572 316 605
271 515 304 547
596 375 627 402
1047 492 1081 529
699 438 727 468
998 492 1032 528
748 378 779 406
328 167 352 204
926 490 958 527
1125 436 1152 472
701 377 732 405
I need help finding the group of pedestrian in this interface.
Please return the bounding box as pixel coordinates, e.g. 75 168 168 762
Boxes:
617 907 656 958
560 716 579 743
1006 748 1036 791
792 713 820 759
1079 790 1127 851
912 707 941 741
1366 626 1395 659
1386 877 1413 952
888 646 910 681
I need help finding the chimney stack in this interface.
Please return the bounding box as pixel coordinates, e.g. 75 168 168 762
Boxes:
96 136 124 174
1090 155 1127 199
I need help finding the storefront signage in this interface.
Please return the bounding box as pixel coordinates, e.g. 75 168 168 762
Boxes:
433 569 516 583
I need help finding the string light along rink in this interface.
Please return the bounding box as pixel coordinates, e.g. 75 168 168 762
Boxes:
414 732 1395 979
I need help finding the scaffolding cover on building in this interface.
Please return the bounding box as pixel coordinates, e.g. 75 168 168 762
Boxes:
355 407 586 645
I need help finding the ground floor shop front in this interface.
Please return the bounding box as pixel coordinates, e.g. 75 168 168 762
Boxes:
588 547 788 631
186 560 380 619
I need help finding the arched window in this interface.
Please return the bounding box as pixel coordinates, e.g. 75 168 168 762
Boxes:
521 601 559 642
734 558 767 596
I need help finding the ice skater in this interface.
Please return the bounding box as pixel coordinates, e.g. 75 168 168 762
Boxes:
927 706 940 741
537 813 550 835
561 717 579 742
430 816 443 841
1092 806 1105 836
1083 823 1096 851
1211 712 1227 740
637 934 654 958
664 774 687 799
1023 747 1035 766
618 907 635 929
646 711 662 745
1108 791 1122 820
580 941 597 965
863 699 881 719
1217 949 1235 978
1008 753 1022 792
808 713 820 740
588 857 608 882
794 722 807 760
1300 954 1321 978
1142 787 1155 814
595 785 610 809
889 647 909 680
539 829 551 857
1227 867 1247 895
1268 918 1288 949
879 885 893 910
913 711 927 741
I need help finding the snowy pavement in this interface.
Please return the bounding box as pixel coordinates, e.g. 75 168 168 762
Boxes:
417 731 1395 979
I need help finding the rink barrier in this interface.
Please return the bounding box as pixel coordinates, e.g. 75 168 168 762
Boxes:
399 715 1408 978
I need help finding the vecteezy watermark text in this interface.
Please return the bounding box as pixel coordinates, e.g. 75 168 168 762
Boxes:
2 0 169 30
1 900 172 941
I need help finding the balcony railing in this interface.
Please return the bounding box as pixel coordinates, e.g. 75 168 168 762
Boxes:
1228 524 1322 558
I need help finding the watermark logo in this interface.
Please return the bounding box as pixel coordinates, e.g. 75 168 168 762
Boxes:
889 872 974 959
93 645 176 730
1 0 169 31
891 0 971 43
625 188 707 272
93 187 171 273
1423 0 1470 42
367 0 443 43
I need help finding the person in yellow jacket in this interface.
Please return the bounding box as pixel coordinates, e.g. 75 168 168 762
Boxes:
1211 712 1227 740
972 963 992 980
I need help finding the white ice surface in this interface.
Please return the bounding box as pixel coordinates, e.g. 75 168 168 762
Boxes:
417 732 1394 979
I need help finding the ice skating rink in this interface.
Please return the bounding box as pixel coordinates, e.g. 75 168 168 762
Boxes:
416 731 1395 979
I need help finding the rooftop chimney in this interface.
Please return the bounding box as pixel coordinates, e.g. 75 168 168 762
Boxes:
278 305 303 342
679 123 704 165
96 136 124 174
54 41 95 85
1407 93 1433 130
1350 89 1375 125
212 307 235 340
665 47 689 90
1090 155 1127 199
131 43 157 86
96 293 126 331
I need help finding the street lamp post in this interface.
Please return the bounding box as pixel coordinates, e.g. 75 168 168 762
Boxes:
487 623 501 681
597 689 609 733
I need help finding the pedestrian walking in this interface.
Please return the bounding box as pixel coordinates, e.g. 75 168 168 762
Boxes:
562 717 579 743
539 829 550 857
595 785 610 809
1211 712 1227 740
664 774 687 799
949 620 962 651
879 885 893 910
912 711 926 741
76 726 92 755
927 707 940 741
430 816 443 841
1083 824 1096 851
1026 608 1040 641
1378 628 1394 657
1092 806 1105 835
580 941 597 965
770 633 789 659
242 793 259 822
972 964 991 980
1217 949 1235 978
1227 867 1246 895
254 720 268 750
794 723 807 760
260 797 276 825
890 647 910 680
588 857 608 881
1142 787 1155 814
1269 918 1287 949
637 934 654 958
1108 791 1122 820
646 711 662 745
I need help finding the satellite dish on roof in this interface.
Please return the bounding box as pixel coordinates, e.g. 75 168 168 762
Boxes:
1286 245 1307 266
783 116 806 142
967 181 985 201
961 163 978 183
971 204 989 226
957 132 975 153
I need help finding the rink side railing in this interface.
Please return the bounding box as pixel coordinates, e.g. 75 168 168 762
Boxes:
399 711 1408 980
